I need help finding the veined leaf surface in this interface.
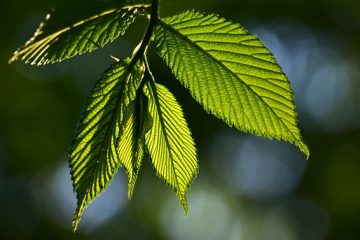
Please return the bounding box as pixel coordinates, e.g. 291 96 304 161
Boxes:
154 10 309 157
10 0 151 65
68 58 144 231
118 91 152 199
144 81 198 212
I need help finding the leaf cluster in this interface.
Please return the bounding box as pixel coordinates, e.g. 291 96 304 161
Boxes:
10 0 309 231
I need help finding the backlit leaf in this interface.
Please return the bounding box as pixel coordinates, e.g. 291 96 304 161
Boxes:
154 10 309 157
68 57 144 231
144 81 198 213
9 0 151 65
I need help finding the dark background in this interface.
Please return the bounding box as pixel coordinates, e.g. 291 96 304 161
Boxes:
1 0 360 239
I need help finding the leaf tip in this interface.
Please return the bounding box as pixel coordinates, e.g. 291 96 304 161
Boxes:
110 55 120 62
297 140 310 160
179 195 189 216
72 211 82 233
127 191 133 200
72 197 87 232
303 145 310 160
127 170 140 200
72 219 79 233
127 181 135 200
8 54 17 64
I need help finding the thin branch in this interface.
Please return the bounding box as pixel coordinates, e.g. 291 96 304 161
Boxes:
130 0 159 68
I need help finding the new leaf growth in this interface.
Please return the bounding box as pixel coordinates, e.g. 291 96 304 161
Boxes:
9 0 309 231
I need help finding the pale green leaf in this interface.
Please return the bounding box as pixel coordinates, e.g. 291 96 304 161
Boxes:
9 0 151 65
68 57 144 231
144 81 198 213
154 10 309 157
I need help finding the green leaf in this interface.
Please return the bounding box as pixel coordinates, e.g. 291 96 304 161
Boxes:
144 81 198 213
9 0 151 65
118 91 152 199
154 10 309 157
68 57 144 231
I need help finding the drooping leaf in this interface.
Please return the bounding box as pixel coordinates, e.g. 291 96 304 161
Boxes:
144 81 198 213
154 10 309 157
9 0 151 65
68 57 144 231
118 91 152 199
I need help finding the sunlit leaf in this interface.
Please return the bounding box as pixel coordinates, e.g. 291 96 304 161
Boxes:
9 0 151 65
154 10 309 157
144 81 198 213
68 57 144 231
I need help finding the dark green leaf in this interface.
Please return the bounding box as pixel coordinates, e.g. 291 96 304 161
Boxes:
118 91 152 199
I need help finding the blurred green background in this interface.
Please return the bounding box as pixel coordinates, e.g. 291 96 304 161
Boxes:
1 0 360 239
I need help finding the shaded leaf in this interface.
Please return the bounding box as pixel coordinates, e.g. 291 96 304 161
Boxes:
144 81 198 213
68 57 144 231
118 91 152 199
154 10 309 157
10 0 151 65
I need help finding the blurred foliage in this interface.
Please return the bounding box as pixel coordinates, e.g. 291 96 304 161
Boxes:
1 0 360 239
